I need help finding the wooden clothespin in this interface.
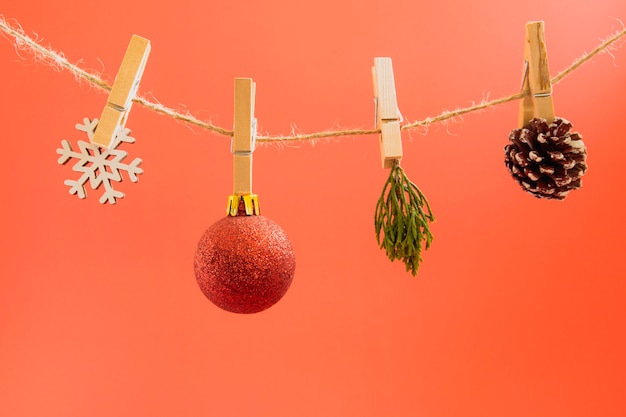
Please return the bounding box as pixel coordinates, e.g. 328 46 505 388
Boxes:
227 78 259 216
518 21 555 127
372 57 403 169
92 35 151 148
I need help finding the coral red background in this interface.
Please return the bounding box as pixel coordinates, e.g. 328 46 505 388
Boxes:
1 1 625 416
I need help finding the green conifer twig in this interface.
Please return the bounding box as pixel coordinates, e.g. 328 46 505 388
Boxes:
374 161 435 276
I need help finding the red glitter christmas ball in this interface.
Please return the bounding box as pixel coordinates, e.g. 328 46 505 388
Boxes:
194 209 296 314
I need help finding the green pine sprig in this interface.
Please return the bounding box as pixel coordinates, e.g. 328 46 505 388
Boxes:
374 161 435 276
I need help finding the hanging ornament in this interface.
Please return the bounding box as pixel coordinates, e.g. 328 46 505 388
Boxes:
194 78 296 314
375 161 434 276
372 58 435 276
194 198 296 314
56 35 150 204
57 118 143 204
505 117 587 199
505 21 588 199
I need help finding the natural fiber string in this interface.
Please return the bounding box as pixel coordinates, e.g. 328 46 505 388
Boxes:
1 15 625 142
132 97 234 136
0 16 233 137
0 16 111 91
402 24 626 132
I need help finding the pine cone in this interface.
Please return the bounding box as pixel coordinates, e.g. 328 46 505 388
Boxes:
504 117 588 200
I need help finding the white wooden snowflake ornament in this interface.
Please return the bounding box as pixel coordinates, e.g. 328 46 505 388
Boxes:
56 118 143 204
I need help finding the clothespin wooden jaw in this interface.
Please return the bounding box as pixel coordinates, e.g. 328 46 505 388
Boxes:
227 77 259 216
373 57 403 169
92 35 151 148
518 21 555 127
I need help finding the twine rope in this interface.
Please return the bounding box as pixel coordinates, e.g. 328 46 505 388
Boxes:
1 15 625 142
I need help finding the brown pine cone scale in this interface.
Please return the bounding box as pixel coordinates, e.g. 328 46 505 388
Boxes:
504 117 588 200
